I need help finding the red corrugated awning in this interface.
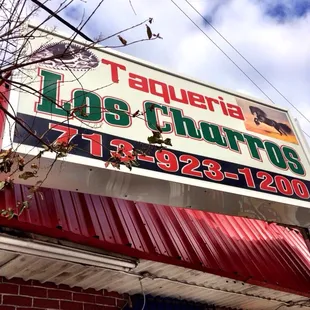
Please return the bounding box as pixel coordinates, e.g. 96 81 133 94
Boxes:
0 185 309 297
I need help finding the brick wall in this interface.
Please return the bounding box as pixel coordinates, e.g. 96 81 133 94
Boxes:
0 277 128 310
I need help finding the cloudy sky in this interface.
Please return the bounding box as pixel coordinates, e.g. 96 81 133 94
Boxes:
35 0 310 146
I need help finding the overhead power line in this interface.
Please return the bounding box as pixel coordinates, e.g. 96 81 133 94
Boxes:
170 0 275 103
30 0 94 42
170 0 310 140
184 0 310 128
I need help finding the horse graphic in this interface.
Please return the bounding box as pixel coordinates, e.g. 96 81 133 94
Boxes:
249 106 292 136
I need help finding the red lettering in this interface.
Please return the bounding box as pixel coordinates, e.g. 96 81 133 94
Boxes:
110 139 135 162
82 133 103 157
155 150 179 172
49 123 78 144
202 159 224 181
227 103 245 120
205 97 219 111
218 96 228 116
188 91 206 109
101 58 126 83
292 179 309 199
149 79 170 103
257 171 277 193
129 73 149 93
169 86 188 104
126 70 246 121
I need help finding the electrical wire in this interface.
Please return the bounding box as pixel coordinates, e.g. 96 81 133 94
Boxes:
300 127 310 140
170 0 310 140
170 0 275 103
184 0 310 127
30 0 94 42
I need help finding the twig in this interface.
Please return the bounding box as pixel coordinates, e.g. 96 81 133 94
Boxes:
0 103 51 149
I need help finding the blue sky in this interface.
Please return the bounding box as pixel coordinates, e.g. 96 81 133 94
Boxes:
263 0 310 21
36 0 310 146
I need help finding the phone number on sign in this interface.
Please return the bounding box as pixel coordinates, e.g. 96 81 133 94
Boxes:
13 114 310 202
107 138 309 200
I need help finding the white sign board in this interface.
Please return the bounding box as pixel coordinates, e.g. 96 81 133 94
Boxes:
5 26 310 227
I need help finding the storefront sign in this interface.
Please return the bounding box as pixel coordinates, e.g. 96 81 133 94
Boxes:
5 26 310 227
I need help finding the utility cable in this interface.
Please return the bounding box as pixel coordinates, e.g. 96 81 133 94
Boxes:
170 0 310 140
170 0 275 104
184 0 310 127
30 0 94 42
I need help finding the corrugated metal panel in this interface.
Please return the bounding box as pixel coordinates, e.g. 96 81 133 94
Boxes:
0 248 309 310
0 185 309 297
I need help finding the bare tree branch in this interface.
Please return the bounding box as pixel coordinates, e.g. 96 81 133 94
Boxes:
0 0 165 218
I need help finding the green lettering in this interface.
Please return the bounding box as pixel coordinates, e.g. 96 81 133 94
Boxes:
144 102 171 132
283 147 305 175
170 107 201 139
104 97 130 127
37 69 70 116
223 128 245 152
243 134 264 160
73 90 101 122
265 141 286 169
200 122 227 147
